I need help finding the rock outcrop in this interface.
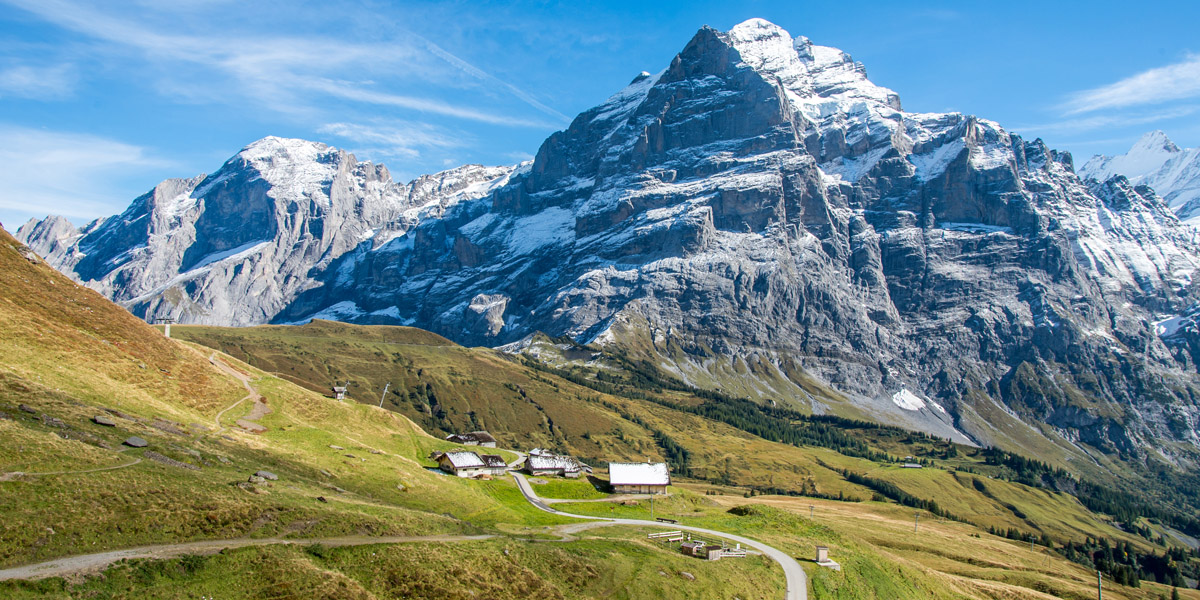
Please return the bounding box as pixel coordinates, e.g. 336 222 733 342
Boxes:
17 137 517 326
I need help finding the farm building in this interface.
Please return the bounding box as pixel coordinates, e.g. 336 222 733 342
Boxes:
525 453 588 478
608 462 670 494
436 451 490 477
331 385 347 400
480 454 509 476
445 431 497 447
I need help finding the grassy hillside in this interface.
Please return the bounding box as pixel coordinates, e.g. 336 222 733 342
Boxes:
0 229 784 599
174 322 1164 545
171 320 660 466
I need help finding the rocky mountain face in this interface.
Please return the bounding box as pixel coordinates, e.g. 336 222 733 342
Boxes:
17 137 517 326
1081 131 1200 225
20 19 1200 467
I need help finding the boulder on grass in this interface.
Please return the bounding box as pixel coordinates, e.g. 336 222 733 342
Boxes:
254 470 278 481
123 436 148 448
93 415 116 427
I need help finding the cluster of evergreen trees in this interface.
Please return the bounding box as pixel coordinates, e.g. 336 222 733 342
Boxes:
981 447 1200 537
1056 537 1198 589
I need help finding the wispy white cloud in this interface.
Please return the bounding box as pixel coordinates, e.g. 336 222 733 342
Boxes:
0 63 76 100
418 40 570 123
304 80 554 128
1 0 566 127
1062 54 1200 115
1014 105 1200 136
0 125 170 223
317 120 469 159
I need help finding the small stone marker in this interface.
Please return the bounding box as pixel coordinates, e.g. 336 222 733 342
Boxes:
316 496 327 503
93 415 116 427
41 415 67 428
254 470 278 481
123 436 149 448
145 451 200 471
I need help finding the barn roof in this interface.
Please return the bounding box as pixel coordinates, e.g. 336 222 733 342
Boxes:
608 462 670 486
480 454 508 468
442 451 485 468
527 454 582 472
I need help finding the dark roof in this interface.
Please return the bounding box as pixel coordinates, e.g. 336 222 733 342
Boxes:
480 454 508 467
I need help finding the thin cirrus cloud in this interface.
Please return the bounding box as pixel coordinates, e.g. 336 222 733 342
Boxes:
303 79 556 128
317 121 469 160
1 0 566 128
0 126 170 224
1014 105 1200 137
1062 54 1200 115
0 63 76 100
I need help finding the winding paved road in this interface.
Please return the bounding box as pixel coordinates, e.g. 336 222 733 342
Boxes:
511 472 808 600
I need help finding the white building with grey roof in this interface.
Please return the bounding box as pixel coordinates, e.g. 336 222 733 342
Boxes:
608 462 670 494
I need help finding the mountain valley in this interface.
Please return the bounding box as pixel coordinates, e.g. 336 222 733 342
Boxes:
6 15 1200 599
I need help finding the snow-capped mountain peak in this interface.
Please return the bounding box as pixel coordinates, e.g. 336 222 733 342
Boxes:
1081 130 1181 183
726 17 901 112
1082 131 1200 224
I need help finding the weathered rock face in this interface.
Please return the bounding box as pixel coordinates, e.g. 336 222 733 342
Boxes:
18 137 517 326
20 19 1200 463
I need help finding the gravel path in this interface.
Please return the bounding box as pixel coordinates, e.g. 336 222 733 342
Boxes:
0 534 495 581
0 456 143 481
207 353 270 433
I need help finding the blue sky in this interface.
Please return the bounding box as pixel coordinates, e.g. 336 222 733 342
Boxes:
2 0 1199 229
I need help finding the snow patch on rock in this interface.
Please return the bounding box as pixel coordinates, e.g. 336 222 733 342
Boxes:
892 389 927 411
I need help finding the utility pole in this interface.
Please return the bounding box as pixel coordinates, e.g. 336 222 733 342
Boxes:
914 512 919 533
1097 570 1102 600
379 382 390 408
809 505 814 520
650 493 654 522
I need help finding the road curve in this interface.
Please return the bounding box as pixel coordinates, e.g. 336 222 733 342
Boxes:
0 534 495 581
511 472 808 600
